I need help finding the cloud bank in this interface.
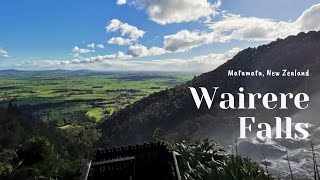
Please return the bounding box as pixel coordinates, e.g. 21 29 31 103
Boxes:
17 48 241 72
160 3 320 53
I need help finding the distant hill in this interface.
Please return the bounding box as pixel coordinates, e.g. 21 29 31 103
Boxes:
99 31 320 147
0 69 195 77
0 69 70 76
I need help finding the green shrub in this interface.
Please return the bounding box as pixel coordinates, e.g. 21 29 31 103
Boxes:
170 138 273 180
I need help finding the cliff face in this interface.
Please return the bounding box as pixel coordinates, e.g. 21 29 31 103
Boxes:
100 31 320 147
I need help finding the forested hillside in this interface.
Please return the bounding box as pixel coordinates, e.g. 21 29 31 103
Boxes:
100 31 320 147
0 105 101 179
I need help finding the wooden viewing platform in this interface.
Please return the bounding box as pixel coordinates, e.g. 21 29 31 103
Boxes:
83 142 181 180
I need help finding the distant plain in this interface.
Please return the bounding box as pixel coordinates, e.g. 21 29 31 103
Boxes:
0 70 194 123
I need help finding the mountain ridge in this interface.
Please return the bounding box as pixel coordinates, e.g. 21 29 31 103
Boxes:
99 30 320 147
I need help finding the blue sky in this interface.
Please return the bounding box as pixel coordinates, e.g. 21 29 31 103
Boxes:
0 0 320 71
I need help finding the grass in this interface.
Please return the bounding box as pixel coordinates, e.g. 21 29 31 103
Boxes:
0 73 193 121
86 108 105 121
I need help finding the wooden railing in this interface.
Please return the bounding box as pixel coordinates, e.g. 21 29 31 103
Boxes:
85 142 181 180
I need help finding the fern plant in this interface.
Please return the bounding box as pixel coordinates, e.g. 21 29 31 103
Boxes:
169 138 273 180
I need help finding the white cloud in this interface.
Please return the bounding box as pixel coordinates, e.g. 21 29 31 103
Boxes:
163 3 320 52
213 0 222 9
71 51 132 64
191 47 241 67
117 0 126 5
0 49 9 58
73 53 80 58
164 30 224 52
148 46 168 56
106 19 145 40
127 44 168 57
17 48 241 72
296 3 320 32
97 44 105 49
207 14 297 41
125 47 241 72
87 43 95 49
108 37 133 45
127 44 149 57
207 3 320 41
19 60 70 68
72 46 95 54
16 59 87 70
18 51 132 70
128 0 219 25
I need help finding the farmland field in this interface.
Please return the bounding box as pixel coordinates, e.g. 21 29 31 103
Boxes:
0 70 194 122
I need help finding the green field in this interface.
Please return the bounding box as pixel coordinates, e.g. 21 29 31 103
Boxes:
0 71 193 121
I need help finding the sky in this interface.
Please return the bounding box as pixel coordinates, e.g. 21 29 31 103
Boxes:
0 0 320 72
